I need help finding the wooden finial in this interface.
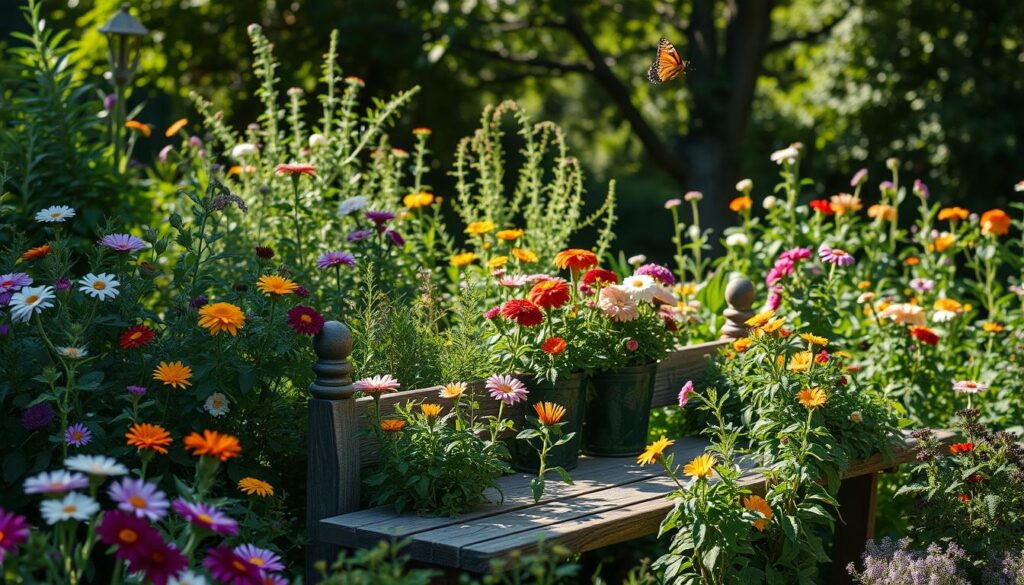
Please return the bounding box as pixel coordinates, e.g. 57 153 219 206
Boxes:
309 320 354 400
720 277 755 340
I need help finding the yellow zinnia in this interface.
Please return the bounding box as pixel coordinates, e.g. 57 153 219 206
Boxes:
487 256 509 270
675 283 698 297
496 229 524 241
982 322 1004 333
683 453 716 479
465 220 495 236
153 361 193 389
745 309 775 327
439 382 466 399
799 333 828 347
165 118 188 137
796 387 828 408
197 302 246 336
238 477 274 497
788 351 813 373
512 248 538 263
450 252 477 267
637 436 674 466
403 192 434 209
743 495 773 532
733 337 753 352
929 232 955 253
938 207 969 222
420 403 443 418
256 275 298 296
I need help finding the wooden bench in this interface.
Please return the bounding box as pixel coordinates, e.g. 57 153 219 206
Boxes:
303 278 953 583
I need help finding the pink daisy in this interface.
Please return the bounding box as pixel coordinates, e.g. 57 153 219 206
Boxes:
353 375 401 394
485 374 529 405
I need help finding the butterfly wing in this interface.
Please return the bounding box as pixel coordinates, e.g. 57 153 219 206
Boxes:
647 37 687 84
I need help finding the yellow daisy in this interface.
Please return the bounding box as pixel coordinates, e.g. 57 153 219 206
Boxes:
256 275 298 296
637 436 674 466
683 453 716 479
238 477 274 497
153 361 193 389
197 302 246 336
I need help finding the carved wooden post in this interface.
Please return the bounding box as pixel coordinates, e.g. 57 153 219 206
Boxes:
719 277 755 340
306 320 358 583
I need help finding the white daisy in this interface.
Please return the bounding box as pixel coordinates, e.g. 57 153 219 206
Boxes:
725 233 750 247
627 254 647 267
23 470 89 494
230 143 259 158
170 571 210 585
204 392 230 417
65 454 127 477
78 273 120 301
337 195 369 217
35 205 76 223
621 275 657 302
770 145 800 165
40 492 99 525
9 285 56 323
57 346 89 359
308 133 327 148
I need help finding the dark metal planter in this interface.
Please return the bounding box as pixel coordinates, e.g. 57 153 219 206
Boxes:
511 372 587 473
582 362 658 457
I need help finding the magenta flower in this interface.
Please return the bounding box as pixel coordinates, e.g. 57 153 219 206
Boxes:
767 291 782 311
0 508 30 562
635 263 676 286
23 470 89 494
235 543 285 572
483 306 501 320
386 229 405 247
21 403 55 430
132 539 188 585
0 273 32 293
765 259 794 285
109 478 170 521
913 179 929 200
99 234 147 253
97 510 162 562
778 247 812 262
65 423 93 447
127 385 147 396
54 277 72 292
818 245 855 266
287 305 325 336
486 374 528 405
626 339 639 352
365 210 396 224
346 228 373 242
678 380 694 408
353 375 401 394
172 499 239 535
204 546 265 585
317 251 356 269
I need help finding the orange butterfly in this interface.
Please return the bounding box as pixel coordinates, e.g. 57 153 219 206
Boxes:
647 37 688 84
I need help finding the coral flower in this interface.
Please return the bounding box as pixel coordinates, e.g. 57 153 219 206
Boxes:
465 220 496 236
829 193 862 215
910 326 939 346
256 275 298 296
728 196 753 212
796 387 828 408
287 305 324 335
533 402 566 426
126 423 173 454
21 244 51 261
380 419 406 432
553 248 598 271
153 361 192 389
867 204 896 221
949 442 974 455
197 302 246 336
238 477 274 497
809 199 835 214
485 374 529 405
500 299 544 327
541 337 567 355
938 207 970 222
125 120 151 137
512 248 539 263
450 252 477 267
582 268 619 287
183 430 242 461
980 209 1010 236
598 285 639 322
164 118 188 137
683 453 716 478
528 278 571 309
496 228 524 241
733 337 752 352
403 192 434 208
120 325 156 349
274 162 316 176
929 233 955 253
637 436 675 466
743 496 773 532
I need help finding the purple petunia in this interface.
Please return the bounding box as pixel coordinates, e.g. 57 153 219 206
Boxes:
109 478 170 521
65 423 93 447
635 263 676 286
317 251 356 269
173 499 238 535
22 403 55 430
99 234 148 253
0 273 32 293
819 245 855 266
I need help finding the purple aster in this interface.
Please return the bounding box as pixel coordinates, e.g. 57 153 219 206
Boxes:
346 228 373 242
235 543 285 572
818 245 855 266
108 478 170 521
0 324 9 337
0 273 32 293
21 403 55 430
65 423 93 447
190 295 209 309
879 180 895 193
364 210 396 224
850 168 868 187
910 278 936 293
635 263 676 286
0 291 11 306
317 251 356 269
172 499 238 535
54 277 72 292
126 385 147 396
103 94 117 111
385 229 405 247
99 234 147 253
485 374 529 405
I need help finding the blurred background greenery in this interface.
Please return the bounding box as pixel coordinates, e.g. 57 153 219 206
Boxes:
2 0 1022 258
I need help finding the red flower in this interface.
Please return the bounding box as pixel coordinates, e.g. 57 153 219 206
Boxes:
965 474 982 483
949 442 974 455
120 325 155 349
287 305 325 336
541 337 567 355
274 163 316 176
810 200 834 215
500 299 544 327
910 326 939 346
815 350 830 364
958 494 972 502
527 279 570 309
21 244 51 261
582 268 618 287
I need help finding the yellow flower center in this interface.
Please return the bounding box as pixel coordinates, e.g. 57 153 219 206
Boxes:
301 315 312 323
26 295 39 304
119 528 138 544
232 560 247 572
62 505 77 514
130 332 143 340
249 557 265 566
129 495 147 508
92 282 106 290
0 530 5 542
51 213 61 218
197 513 214 524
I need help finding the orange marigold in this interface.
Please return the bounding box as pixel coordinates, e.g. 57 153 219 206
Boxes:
729 196 753 212
197 302 246 336
380 419 406 432
980 209 1010 236
256 275 298 296
125 120 152 137
21 244 51 261
796 387 828 408
743 495 773 532
938 207 969 222
183 430 242 461
533 402 567 426
125 423 173 454
238 477 274 497
553 249 598 271
165 118 188 137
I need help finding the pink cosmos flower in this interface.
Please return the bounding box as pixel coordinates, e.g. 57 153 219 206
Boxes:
483 306 501 320
353 375 401 394
485 374 529 405
818 245 855 266
952 380 988 394
678 380 694 407
779 247 812 262
598 286 639 322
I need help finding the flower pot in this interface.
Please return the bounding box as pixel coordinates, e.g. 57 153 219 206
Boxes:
511 372 586 473
583 362 658 457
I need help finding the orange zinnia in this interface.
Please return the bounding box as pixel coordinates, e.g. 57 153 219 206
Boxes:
553 249 598 271
533 402 567 426
496 229 524 241
256 274 298 296
796 387 828 409
980 209 1010 236
153 361 192 389
743 495 773 532
165 118 188 137
126 423 173 454
512 248 538 263
21 244 51 261
198 302 246 336
183 430 242 461
938 207 969 222
527 279 571 309
380 419 406 432
125 120 152 137
728 196 753 212
238 477 274 497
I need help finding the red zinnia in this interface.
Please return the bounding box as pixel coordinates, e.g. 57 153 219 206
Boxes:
809 200 835 215
553 249 598 271
287 305 325 336
965 474 982 483
527 279 570 309
958 494 972 502
542 337 567 355
815 350 830 364
910 326 939 346
582 268 619 287
274 162 316 176
120 325 155 349
500 299 544 327
949 442 974 455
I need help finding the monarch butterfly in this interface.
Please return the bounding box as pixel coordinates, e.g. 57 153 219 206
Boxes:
647 37 688 84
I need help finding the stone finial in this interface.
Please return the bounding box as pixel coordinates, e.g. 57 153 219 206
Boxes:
309 320 354 400
720 277 755 340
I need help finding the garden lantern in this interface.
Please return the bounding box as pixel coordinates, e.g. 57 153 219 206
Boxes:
100 3 148 171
